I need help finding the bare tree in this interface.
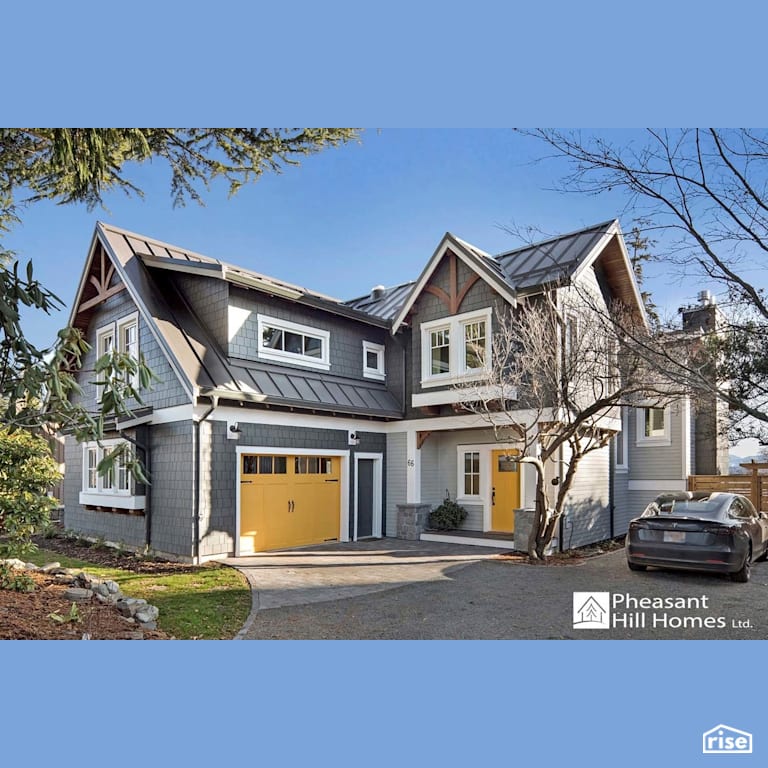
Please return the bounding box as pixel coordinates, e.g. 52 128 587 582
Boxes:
455 282 681 559
523 128 768 441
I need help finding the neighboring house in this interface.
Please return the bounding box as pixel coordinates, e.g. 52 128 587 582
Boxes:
62 220 727 562
611 292 730 538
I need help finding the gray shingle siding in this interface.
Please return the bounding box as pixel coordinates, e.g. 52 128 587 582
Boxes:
62 434 147 548
149 421 195 558
198 422 386 556
228 287 390 381
71 289 190 411
175 273 229 352
406 254 507 417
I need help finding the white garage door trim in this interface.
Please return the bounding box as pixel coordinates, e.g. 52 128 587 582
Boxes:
235 446 350 557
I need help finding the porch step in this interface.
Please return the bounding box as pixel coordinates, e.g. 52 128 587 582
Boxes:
420 532 517 550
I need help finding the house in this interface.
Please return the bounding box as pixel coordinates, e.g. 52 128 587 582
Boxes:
61 220 726 562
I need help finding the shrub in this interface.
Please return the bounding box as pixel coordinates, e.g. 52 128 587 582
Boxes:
428 496 467 530
0 427 61 559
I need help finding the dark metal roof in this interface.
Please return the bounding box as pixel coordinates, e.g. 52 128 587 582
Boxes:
95 223 402 419
494 220 616 291
344 281 416 321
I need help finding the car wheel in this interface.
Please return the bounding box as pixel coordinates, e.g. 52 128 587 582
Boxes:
731 550 751 583
628 561 647 572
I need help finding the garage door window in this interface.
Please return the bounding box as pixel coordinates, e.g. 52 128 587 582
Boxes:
295 456 333 474
242 455 287 474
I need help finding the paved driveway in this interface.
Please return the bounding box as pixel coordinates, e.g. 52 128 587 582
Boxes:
226 539 768 640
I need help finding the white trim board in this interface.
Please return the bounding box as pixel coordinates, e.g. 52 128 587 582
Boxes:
234 445 350 557
353 453 383 540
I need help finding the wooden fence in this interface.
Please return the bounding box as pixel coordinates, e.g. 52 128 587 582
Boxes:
688 475 768 511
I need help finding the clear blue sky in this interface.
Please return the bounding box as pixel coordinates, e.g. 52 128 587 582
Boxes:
6 128 710 350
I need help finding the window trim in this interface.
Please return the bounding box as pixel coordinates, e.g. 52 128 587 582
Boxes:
460 450 482 499
256 314 331 371
117 311 140 388
79 439 145 509
362 341 386 381
420 307 492 388
95 322 115 404
636 405 672 447
615 407 629 472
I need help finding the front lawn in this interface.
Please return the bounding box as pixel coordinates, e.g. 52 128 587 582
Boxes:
25 547 251 640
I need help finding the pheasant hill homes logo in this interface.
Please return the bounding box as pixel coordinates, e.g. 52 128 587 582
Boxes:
702 725 753 754
572 592 610 629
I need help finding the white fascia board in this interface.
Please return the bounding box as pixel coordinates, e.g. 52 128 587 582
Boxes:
412 385 518 408
391 234 516 333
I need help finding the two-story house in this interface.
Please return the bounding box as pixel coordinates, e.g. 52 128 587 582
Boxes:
61 220 725 562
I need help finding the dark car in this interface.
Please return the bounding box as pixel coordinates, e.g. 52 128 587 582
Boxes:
626 491 768 582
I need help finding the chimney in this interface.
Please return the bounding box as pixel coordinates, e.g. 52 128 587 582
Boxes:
371 285 386 300
682 289 719 332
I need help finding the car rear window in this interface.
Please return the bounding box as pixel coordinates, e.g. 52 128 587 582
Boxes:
646 500 722 517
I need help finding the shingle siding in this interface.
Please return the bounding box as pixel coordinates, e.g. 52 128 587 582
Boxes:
70 289 190 411
175 273 229 352
228 287 389 382
386 432 407 537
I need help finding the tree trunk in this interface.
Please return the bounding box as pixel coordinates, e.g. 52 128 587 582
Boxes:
521 457 549 561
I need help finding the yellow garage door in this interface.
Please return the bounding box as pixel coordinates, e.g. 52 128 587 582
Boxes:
240 454 341 553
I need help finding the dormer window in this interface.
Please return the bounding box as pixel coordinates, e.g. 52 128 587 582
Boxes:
257 314 330 371
420 308 491 387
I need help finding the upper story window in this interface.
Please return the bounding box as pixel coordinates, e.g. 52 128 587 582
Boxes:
363 341 386 381
95 312 140 402
636 405 671 446
257 314 330 371
79 439 146 511
421 308 492 387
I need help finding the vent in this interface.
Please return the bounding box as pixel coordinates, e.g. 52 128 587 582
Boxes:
371 285 386 300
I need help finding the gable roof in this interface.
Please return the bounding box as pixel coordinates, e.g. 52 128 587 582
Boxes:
391 232 518 332
390 220 647 332
69 223 402 419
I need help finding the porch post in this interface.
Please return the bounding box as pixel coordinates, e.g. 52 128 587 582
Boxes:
406 429 421 504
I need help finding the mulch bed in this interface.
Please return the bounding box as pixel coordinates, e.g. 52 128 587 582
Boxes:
0 534 201 640
0 572 168 640
494 536 625 565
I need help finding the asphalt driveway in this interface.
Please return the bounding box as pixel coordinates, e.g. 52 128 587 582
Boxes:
226 538 768 640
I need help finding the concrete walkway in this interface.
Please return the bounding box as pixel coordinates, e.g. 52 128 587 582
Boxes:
223 538 504 638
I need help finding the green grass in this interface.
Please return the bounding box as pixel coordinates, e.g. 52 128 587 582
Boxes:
26 549 251 639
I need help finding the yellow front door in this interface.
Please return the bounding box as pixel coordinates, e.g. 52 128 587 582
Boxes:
240 454 341 553
491 449 520 532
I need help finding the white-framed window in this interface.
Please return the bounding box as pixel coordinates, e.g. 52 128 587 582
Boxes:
462 450 481 497
636 406 671 446
362 341 386 381
117 312 140 387
95 323 115 404
79 439 146 510
257 314 330 371
615 407 629 472
420 308 492 387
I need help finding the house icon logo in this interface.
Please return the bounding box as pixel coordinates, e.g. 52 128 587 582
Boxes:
572 592 610 629
702 724 753 754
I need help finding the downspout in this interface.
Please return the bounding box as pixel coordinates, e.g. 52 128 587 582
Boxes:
193 394 219 564
609 436 615 540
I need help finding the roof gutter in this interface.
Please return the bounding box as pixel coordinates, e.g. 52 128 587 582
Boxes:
193 394 219 564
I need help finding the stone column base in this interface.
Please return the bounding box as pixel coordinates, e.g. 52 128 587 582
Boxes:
396 503 432 540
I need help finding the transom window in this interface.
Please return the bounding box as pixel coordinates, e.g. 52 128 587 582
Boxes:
257 314 330 370
242 455 287 475
295 456 333 474
421 308 492 386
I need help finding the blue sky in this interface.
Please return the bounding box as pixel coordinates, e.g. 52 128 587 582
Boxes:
5 128 702 351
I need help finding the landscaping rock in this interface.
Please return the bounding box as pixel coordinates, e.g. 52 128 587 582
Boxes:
47 567 68 576
40 562 62 573
94 583 111 597
53 574 77 585
135 605 159 624
64 587 94 603
24 563 40 571
2 558 28 570
116 597 147 617
95 593 116 605
127 631 144 640
105 580 120 595
139 621 157 630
